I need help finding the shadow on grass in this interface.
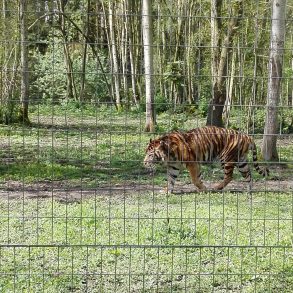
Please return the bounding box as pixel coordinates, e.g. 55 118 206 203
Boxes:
29 121 141 133
0 156 148 185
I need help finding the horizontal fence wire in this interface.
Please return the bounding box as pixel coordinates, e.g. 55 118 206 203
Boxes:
0 245 292 292
0 0 293 292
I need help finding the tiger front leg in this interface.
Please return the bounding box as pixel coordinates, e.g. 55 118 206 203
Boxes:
164 163 181 193
186 162 207 192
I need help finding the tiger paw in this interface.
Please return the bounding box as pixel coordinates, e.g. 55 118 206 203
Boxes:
196 184 207 192
159 187 173 194
213 184 224 191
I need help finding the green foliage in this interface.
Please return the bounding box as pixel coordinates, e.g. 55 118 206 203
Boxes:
137 94 171 114
0 100 19 124
195 69 213 117
280 108 293 134
31 41 109 103
229 107 293 134
155 94 171 113
0 0 292 125
197 97 210 117
247 107 267 133
31 44 65 101
163 61 185 83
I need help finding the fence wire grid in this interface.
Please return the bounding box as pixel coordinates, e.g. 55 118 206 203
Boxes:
0 1 293 292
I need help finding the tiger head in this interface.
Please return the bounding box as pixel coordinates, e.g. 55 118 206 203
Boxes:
143 138 170 171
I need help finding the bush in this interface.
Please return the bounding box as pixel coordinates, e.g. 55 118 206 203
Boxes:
229 107 293 134
155 94 171 113
31 41 109 103
137 94 171 114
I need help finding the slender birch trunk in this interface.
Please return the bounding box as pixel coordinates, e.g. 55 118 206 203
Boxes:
121 8 129 105
142 0 155 132
224 47 236 127
126 1 139 107
108 1 121 110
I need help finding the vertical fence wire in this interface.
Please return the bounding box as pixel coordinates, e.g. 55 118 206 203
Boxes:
0 1 292 292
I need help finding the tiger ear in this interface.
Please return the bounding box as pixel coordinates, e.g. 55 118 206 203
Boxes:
149 138 153 143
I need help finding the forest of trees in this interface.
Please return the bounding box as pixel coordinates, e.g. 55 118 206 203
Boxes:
0 1 292 149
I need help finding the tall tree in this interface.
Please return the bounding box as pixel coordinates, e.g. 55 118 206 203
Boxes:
107 0 122 110
262 0 287 160
125 0 139 107
142 0 155 132
206 0 243 127
1 1 16 123
79 0 91 103
57 0 77 101
19 0 29 123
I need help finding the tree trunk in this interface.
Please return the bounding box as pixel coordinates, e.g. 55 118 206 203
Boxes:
121 11 129 105
224 47 236 127
262 0 287 161
19 0 29 123
207 0 242 127
288 33 293 106
186 1 194 104
126 1 139 107
142 0 155 132
57 0 77 101
108 1 121 110
207 90 225 127
79 0 90 103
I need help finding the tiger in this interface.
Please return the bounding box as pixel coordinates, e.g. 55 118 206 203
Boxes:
143 126 269 192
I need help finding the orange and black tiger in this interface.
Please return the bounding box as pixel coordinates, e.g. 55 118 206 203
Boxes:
144 126 269 192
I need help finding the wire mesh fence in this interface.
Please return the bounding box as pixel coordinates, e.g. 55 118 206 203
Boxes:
0 1 293 292
0 245 292 292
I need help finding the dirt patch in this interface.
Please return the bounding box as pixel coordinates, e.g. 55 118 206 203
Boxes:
0 178 292 203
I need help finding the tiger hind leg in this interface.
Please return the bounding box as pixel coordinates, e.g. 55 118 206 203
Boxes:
215 162 235 190
237 159 253 192
186 162 206 191
237 159 252 182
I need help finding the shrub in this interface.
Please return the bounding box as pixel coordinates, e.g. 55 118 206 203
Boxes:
31 41 109 103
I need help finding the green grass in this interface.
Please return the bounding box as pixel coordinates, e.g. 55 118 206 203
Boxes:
0 105 291 187
1 191 292 247
0 104 292 292
1 245 292 292
0 192 292 292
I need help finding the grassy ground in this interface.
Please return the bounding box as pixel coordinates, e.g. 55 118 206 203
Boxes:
0 104 291 187
0 104 292 292
0 192 292 292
